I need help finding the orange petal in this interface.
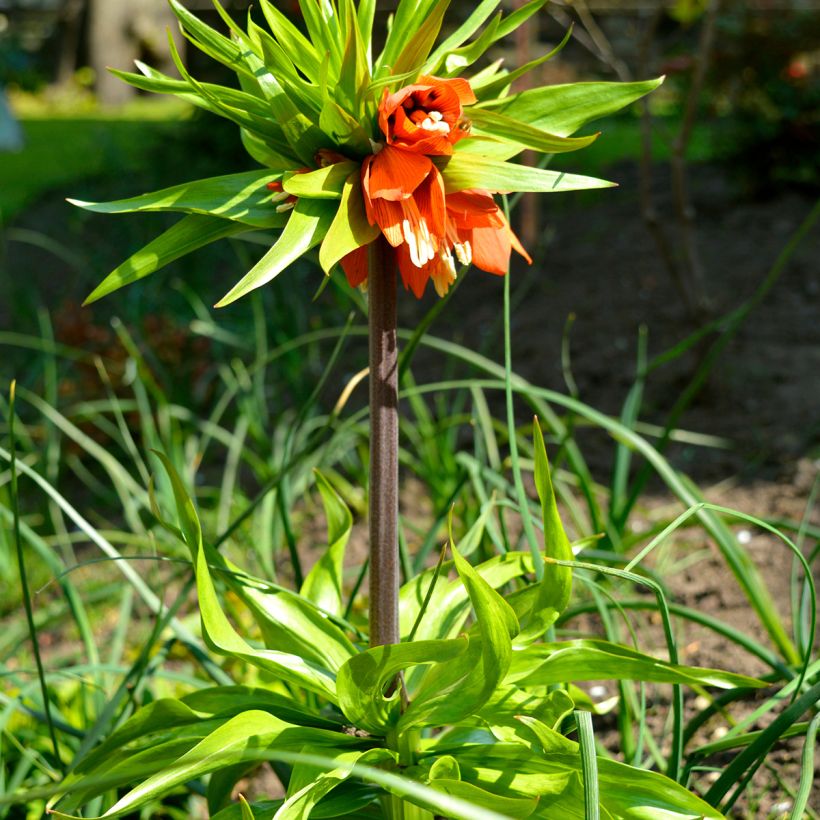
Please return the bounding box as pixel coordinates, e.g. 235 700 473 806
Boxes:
419 75 477 106
470 224 512 276
340 245 369 288
413 165 447 242
396 243 430 298
367 146 432 201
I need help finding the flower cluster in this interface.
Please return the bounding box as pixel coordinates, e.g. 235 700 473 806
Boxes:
75 0 660 309
339 76 530 298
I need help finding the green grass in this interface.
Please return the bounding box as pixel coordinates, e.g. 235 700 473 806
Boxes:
0 104 190 222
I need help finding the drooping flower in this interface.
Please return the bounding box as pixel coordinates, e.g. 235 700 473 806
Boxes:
341 75 530 299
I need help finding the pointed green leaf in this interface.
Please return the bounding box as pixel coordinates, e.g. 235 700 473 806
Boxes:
468 108 599 155
70 171 288 228
391 0 451 77
83 215 254 305
97 711 364 818
472 25 572 99
399 543 518 732
424 0 501 71
318 170 379 275
516 420 573 643
282 162 358 200
477 78 664 137
216 198 336 306
426 780 537 818
438 153 615 193
506 639 767 689
151 452 339 699
300 471 353 618
278 747 392 819
239 795 256 820
258 0 321 82
453 744 726 819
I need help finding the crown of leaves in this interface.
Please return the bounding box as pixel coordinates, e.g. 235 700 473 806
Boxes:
72 0 661 307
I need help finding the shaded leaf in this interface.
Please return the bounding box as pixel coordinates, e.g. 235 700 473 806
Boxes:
84 215 254 305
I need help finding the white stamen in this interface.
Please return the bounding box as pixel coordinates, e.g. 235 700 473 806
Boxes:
419 117 451 135
454 240 472 266
275 202 295 213
429 110 443 122
269 190 290 203
402 216 436 268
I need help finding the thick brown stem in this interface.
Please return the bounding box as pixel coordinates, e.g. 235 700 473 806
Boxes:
368 238 399 648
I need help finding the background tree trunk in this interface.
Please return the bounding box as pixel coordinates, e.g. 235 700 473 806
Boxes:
88 0 185 106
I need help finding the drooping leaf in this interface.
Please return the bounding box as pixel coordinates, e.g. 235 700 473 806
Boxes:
151 452 340 699
70 170 288 228
506 639 767 690
83 215 256 305
427 779 537 818
454 744 726 819
82 711 364 818
216 198 336 306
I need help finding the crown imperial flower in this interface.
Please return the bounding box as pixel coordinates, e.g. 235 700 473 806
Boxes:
72 0 662 309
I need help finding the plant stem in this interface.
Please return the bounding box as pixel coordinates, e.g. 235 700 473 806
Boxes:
368 238 399 648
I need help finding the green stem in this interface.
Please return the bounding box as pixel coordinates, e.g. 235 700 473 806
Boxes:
368 238 400 649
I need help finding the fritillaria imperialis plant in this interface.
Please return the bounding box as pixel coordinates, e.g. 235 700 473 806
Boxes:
45 0 767 818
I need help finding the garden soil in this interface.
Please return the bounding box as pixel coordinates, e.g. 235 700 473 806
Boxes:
3 161 818 818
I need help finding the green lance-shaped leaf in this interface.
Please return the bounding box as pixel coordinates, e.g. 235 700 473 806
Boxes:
212 801 284 820
337 0 371 116
83 214 260 306
70 170 288 228
282 162 358 200
516 419 574 644
426 779 537 818
453 743 726 819
226 567 358 674
300 471 353 618
319 170 380 275
239 795 256 820
83 711 365 818
423 0 501 71
258 0 321 83
438 154 615 194
476 77 664 139
337 638 468 734
468 108 599 156
152 452 340 699
505 639 767 690
432 0 548 76
216 198 336 307
390 0 451 77
277 747 393 819
398 543 518 732
319 99 374 155
399 547 530 643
